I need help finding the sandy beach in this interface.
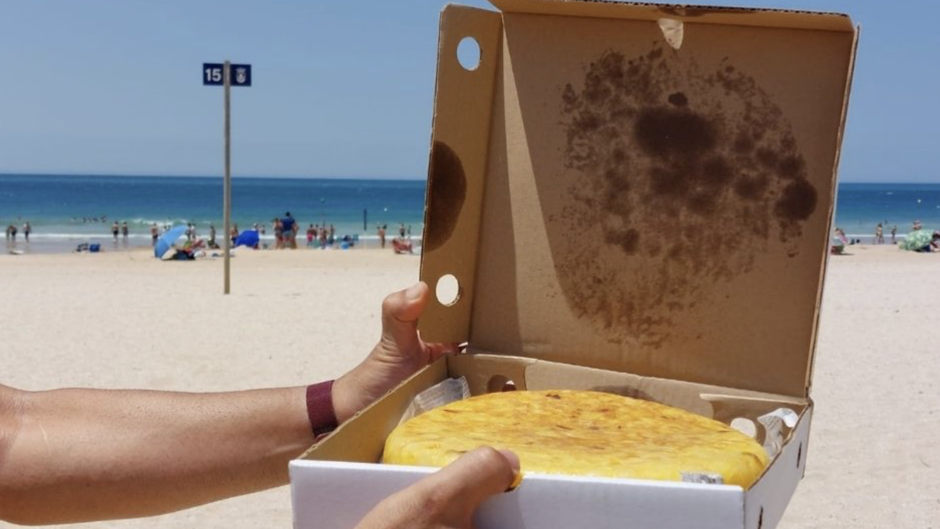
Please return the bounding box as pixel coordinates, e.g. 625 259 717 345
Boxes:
1 246 938 528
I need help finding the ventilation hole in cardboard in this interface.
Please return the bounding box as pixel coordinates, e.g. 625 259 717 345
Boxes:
435 274 461 306
487 375 517 393
731 418 757 438
757 507 764 529
457 36 481 71
797 442 803 468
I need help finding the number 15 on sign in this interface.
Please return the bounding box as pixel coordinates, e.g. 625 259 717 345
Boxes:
203 63 252 86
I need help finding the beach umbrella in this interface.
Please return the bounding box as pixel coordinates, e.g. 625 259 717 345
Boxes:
234 229 259 248
899 230 933 251
154 225 188 258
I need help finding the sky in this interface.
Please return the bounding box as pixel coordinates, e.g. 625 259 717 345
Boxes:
0 0 937 182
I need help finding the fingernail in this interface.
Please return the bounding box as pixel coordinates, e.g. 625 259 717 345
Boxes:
406 282 424 300
499 450 523 492
498 450 521 472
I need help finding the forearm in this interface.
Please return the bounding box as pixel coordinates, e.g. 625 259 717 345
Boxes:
0 385 312 525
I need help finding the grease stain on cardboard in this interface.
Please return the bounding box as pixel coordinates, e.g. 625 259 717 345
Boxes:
558 45 816 346
424 141 467 253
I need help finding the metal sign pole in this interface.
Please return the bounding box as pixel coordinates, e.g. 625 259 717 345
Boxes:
223 60 232 295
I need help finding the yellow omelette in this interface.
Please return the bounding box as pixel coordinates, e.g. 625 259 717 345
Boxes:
383 390 768 488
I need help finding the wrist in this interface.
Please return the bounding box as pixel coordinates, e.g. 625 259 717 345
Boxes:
331 370 364 425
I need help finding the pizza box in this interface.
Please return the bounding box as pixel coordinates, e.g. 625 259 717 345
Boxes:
290 2 857 528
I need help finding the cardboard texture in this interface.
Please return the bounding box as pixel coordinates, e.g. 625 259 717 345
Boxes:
291 1 856 528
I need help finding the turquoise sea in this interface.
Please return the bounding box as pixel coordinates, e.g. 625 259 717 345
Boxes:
1 174 939 252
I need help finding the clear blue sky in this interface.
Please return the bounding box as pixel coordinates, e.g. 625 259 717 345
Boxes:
0 0 937 182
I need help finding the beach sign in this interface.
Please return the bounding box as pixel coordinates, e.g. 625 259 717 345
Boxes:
203 60 251 294
202 63 252 87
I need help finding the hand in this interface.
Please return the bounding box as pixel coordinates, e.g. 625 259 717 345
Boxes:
354 448 520 529
333 282 458 423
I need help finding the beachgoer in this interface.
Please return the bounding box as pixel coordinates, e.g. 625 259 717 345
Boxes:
0 283 501 527
208 224 217 248
399 222 406 238
111 221 119 242
392 237 414 255
831 227 849 255
279 213 296 250
273 218 283 250
913 220 923 231
378 224 386 249
230 224 239 245
891 225 897 244
121 221 129 243
307 224 315 247
874 223 884 244
22 222 30 243
150 224 159 247
319 225 328 248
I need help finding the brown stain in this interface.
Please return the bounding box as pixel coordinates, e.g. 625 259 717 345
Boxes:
558 45 817 347
667 91 688 107
606 228 640 255
634 106 716 159
423 141 467 253
775 179 818 222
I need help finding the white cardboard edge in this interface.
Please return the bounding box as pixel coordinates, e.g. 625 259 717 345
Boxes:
290 407 812 529
290 461 745 529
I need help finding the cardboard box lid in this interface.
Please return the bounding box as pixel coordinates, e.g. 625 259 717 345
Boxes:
419 0 857 398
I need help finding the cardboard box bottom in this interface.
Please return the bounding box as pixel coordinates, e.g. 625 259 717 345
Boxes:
290 354 812 529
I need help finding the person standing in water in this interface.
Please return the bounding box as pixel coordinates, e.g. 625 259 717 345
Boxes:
23 222 31 244
121 221 129 244
111 221 119 243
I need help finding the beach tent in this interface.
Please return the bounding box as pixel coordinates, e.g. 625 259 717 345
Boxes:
234 229 259 248
154 225 188 259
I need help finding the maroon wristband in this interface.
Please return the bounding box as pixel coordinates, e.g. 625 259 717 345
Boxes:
306 380 338 438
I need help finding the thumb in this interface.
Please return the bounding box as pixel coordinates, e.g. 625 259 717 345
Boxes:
418 448 520 526
381 282 429 345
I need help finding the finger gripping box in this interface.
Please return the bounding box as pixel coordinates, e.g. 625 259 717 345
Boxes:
291 2 857 528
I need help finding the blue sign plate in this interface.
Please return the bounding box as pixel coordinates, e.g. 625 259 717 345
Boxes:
203 63 252 87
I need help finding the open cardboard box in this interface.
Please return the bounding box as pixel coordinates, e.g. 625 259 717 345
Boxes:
291 1 857 528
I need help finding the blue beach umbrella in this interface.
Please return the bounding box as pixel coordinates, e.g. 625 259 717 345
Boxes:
154 225 188 258
234 229 260 248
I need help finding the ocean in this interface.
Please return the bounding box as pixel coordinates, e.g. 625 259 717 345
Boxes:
1 174 939 252
0 174 426 251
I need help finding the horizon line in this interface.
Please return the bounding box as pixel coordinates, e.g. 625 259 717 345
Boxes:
0 172 938 185
0 171 426 181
